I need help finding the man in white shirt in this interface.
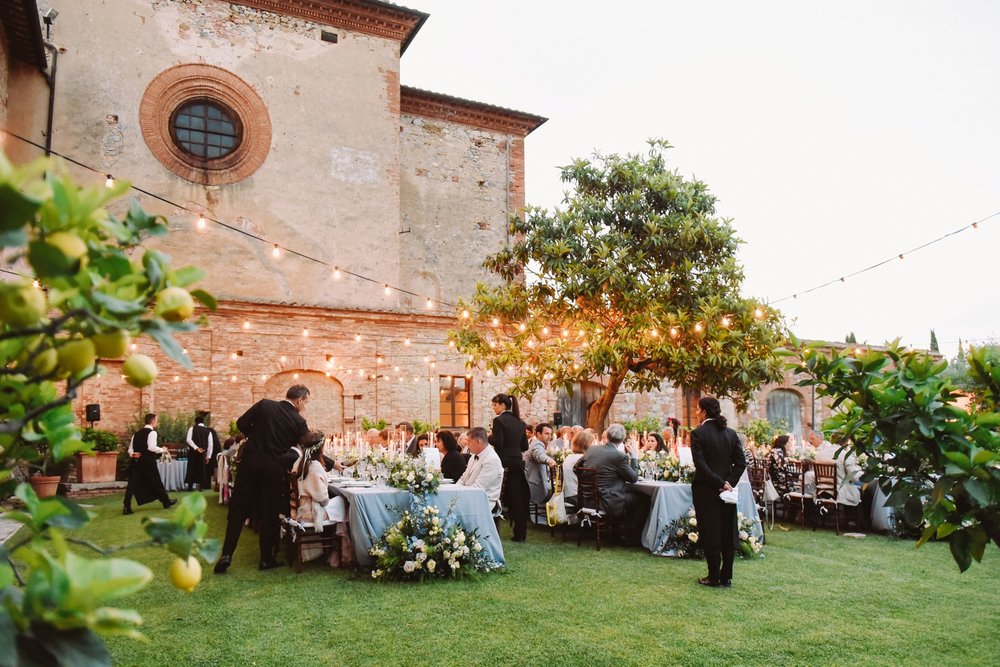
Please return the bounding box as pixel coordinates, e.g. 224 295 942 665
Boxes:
123 413 176 514
809 430 838 460
459 426 504 511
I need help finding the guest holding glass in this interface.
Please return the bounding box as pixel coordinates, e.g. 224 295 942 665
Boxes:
642 432 666 453
691 396 747 588
436 430 467 481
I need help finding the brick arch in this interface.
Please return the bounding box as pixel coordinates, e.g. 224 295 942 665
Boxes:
261 371 344 435
139 64 271 185
765 388 804 438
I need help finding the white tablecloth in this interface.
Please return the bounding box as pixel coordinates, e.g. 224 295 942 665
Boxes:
329 482 506 568
157 459 187 491
633 478 763 555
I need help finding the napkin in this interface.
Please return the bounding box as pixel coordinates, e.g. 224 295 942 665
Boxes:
719 488 739 504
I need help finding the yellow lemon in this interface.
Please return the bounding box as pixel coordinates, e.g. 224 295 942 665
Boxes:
0 283 47 328
92 329 131 358
168 556 202 593
155 287 195 322
56 338 97 376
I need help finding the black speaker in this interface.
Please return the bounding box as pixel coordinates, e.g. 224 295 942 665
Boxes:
85 404 101 422
553 411 562 426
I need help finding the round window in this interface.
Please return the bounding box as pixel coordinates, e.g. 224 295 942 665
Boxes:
170 99 243 161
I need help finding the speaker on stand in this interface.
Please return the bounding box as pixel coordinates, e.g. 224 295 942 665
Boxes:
85 403 101 427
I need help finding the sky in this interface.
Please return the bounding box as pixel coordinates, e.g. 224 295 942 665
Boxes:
400 0 1000 359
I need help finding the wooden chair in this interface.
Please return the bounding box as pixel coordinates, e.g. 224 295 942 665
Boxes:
528 464 557 529
782 460 811 525
811 462 840 534
746 461 768 534
281 474 340 573
574 466 608 550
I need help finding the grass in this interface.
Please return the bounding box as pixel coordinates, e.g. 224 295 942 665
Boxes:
39 493 1000 666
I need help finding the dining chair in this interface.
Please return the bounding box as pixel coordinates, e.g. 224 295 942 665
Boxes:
782 460 811 526
573 466 608 550
281 473 340 573
811 462 840 534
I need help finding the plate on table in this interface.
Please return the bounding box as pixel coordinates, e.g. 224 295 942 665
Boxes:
440 478 454 484
334 480 373 488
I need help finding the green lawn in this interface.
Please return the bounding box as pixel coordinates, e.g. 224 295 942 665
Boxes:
49 493 1000 666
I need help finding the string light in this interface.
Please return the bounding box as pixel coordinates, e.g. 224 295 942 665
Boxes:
384 284 391 296
32 279 41 289
302 329 309 337
425 297 433 309
461 309 470 319
202 375 208 382
754 307 764 319
355 334 362 342
173 375 179 382
333 267 341 279
651 328 659 337
280 355 286 363
694 322 703 333
242 321 250 329
898 254 904 261
448 340 455 348
230 375 237 382
670 327 679 338
130 343 137 351
293 373 299 379
272 244 280 258
196 215 207 231
404 337 411 346
721 316 730 328
492 317 499 327
542 326 549 335
376 356 383 365
230 352 238 360
518 323 526 332
105 174 114 188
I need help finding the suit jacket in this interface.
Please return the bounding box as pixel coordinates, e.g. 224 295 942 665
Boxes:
459 445 504 509
236 398 309 466
690 420 746 489
489 411 529 466
574 443 637 519
524 439 554 504
404 436 420 458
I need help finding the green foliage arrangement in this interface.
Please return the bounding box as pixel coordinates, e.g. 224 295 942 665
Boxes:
793 338 1000 571
411 419 437 436
450 140 786 429
622 416 661 434
361 416 388 431
80 427 121 453
0 153 218 665
739 417 790 447
123 410 196 447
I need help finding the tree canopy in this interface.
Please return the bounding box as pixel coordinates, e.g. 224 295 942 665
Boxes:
450 140 786 428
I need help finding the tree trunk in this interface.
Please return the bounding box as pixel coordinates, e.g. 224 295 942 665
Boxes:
586 368 629 431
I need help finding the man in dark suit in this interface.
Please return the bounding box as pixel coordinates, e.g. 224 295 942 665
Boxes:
123 413 176 514
398 421 418 457
214 384 311 574
489 393 531 541
574 423 649 545
691 396 747 588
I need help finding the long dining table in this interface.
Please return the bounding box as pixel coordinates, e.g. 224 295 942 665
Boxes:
327 479 506 568
632 476 762 556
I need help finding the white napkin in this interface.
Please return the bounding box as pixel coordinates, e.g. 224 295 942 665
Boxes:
719 488 739 504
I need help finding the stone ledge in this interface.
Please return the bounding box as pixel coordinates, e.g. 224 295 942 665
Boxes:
61 481 127 500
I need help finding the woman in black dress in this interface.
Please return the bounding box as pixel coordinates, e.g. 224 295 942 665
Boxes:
436 430 467 481
489 393 530 541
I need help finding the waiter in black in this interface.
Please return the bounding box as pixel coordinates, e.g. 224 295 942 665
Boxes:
489 393 530 541
123 413 176 514
214 385 310 573
690 396 747 588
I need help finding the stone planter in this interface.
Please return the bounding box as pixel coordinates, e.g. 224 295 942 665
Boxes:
75 451 120 483
28 475 62 498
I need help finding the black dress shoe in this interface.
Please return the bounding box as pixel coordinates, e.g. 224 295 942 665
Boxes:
258 560 284 571
718 580 732 588
122 507 133 515
213 555 232 574
162 499 177 509
697 577 721 587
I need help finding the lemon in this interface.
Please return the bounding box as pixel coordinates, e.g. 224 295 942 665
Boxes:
0 283 47 328
122 354 157 387
155 287 194 322
56 338 97 376
92 329 130 358
168 556 202 593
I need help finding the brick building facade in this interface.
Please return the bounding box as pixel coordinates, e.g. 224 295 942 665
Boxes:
3 0 834 444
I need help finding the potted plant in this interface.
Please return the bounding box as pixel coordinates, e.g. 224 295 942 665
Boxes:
27 441 73 498
76 427 122 482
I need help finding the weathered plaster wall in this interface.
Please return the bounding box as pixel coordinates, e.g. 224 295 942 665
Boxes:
399 115 519 305
45 0 403 310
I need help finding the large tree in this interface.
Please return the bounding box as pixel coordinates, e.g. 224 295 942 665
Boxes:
450 140 786 429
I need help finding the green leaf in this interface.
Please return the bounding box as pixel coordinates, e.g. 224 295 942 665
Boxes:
28 624 112 667
171 266 205 287
145 323 192 370
948 530 973 572
963 479 992 507
915 524 936 548
91 290 147 317
189 289 216 311
936 522 957 539
0 182 41 231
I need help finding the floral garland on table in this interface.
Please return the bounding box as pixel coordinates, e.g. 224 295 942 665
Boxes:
638 451 695 483
388 456 441 496
370 497 503 581
653 507 764 559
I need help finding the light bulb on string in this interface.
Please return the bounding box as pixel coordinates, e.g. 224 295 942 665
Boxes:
972 222 979 229
384 284 391 296
261 374 267 381
202 375 208 382
355 333 362 342
542 326 549 335
302 329 309 337
404 337 410 346
196 215 207 231
562 329 568 338
173 375 179 382
333 267 341 279
461 309 470 319
898 254 904 260
376 356 383 365
430 361 436 369
130 343 137 351
242 321 250 329
694 322 703 333
651 328 659 337
425 297 434 309
754 308 764 319
448 340 455 348
670 327 679 338
105 174 114 188
293 373 299 379
280 355 286 363
518 323 526 332
230 375 237 382
721 316 730 328
488 340 496 349
272 244 280 258
492 317 499 327
423 355 429 363
32 279 41 289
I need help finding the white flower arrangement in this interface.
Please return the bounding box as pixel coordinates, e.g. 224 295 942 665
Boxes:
654 505 764 559
369 496 502 581
387 456 441 496
545 445 571 466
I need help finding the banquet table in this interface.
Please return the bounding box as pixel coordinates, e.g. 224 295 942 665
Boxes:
633 477 763 555
157 459 188 491
869 484 893 532
329 481 506 568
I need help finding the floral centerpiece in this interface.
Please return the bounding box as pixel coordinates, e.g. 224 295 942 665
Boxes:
370 497 503 581
545 444 571 466
388 456 441 496
639 451 694 483
654 506 764 559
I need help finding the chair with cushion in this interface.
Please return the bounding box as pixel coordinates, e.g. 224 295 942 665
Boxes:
573 466 608 550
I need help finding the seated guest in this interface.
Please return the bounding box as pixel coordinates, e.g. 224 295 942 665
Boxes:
767 435 794 494
524 423 557 505
458 427 503 512
377 428 392 449
524 423 535 446
563 429 595 507
642 432 666 453
295 433 352 566
551 426 573 450
436 430 467 481
398 421 418 457
574 423 649 546
364 428 381 448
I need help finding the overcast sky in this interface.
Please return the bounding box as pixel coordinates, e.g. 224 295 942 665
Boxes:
401 0 999 359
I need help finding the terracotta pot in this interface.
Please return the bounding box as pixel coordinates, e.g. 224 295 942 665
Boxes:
28 475 62 498
75 451 120 483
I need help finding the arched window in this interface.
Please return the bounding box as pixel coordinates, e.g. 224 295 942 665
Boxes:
766 389 802 438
